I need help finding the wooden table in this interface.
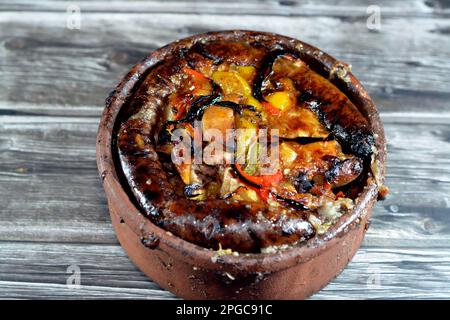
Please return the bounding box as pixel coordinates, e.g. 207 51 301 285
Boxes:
1 0 449 299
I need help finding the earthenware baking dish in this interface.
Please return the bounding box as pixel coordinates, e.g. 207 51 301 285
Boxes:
96 30 387 299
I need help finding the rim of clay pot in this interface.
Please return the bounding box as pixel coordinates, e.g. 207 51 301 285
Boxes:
96 30 386 274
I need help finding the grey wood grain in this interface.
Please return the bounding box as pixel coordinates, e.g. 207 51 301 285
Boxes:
0 0 449 299
1 242 449 299
0 0 449 17
1 11 450 111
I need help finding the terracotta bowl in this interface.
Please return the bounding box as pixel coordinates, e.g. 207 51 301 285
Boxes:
96 30 387 299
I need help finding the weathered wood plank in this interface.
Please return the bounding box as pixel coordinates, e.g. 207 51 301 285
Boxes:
0 0 448 17
0 12 449 112
1 114 449 247
0 282 174 299
0 116 116 244
1 242 449 299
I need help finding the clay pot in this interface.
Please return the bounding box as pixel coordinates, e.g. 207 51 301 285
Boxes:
96 30 386 299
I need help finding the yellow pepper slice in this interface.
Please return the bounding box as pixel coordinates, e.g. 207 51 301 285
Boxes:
236 66 256 82
211 71 252 97
265 91 294 112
